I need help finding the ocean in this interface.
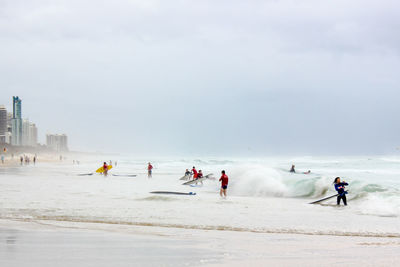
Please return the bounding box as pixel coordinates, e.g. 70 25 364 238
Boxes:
0 155 399 238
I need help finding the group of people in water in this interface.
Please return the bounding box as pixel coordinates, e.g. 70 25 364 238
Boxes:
99 161 347 203
184 166 204 180
183 167 228 197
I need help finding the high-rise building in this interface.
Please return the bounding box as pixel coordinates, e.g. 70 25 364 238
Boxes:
11 96 22 146
29 123 38 147
22 119 38 147
0 105 7 144
46 134 68 152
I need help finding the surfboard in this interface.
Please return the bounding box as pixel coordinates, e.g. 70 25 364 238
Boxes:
180 174 192 180
112 174 137 177
309 194 339 204
150 191 196 195
78 173 93 176
182 177 206 185
96 165 113 173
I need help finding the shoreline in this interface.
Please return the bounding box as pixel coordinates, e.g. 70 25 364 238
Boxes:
1 219 400 266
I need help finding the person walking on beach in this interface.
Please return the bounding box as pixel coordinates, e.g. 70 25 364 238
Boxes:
219 170 229 198
103 162 109 176
334 177 348 206
20 156 23 165
147 162 153 178
33 156 36 165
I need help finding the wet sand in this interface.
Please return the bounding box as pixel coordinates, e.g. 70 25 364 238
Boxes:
1 219 399 267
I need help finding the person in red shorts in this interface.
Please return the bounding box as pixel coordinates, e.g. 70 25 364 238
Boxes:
219 170 228 198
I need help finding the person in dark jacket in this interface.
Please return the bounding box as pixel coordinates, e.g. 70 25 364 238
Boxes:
334 177 348 206
290 165 296 173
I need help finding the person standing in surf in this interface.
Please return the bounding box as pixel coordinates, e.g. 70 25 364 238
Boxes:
192 166 198 181
219 170 229 198
148 162 153 178
290 165 296 173
103 162 109 176
334 177 348 205
196 170 204 185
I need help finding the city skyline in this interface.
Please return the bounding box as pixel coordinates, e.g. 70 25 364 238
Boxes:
1 96 68 152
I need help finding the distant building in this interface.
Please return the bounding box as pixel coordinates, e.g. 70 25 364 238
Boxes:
6 112 13 144
46 134 68 152
11 96 22 146
22 119 38 147
0 106 6 144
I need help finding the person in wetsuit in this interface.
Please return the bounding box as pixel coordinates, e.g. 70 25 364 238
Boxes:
290 165 296 173
334 177 348 206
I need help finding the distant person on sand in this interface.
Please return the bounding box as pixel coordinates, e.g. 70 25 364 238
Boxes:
33 156 36 165
20 156 23 165
103 162 109 176
147 162 153 178
219 170 229 198
334 177 348 206
290 165 296 173
192 166 198 180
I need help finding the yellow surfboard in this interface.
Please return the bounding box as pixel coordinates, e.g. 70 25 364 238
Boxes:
96 165 113 173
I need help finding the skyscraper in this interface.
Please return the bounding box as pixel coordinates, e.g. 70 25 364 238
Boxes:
0 106 6 144
22 119 38 147
11 96 22 146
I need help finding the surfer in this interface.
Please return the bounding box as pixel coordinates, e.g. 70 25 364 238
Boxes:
185 169 191 176
219 170 229 198
303 170 311 174
148 162 153 178
290 165 296 173
196 170 204 185
334 177 348 206
103 162 109 176
192 166 198 180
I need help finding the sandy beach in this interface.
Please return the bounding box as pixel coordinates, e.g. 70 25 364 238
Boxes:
1 219 399 267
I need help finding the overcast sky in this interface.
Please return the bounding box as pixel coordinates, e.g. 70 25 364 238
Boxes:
0 0 399 155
